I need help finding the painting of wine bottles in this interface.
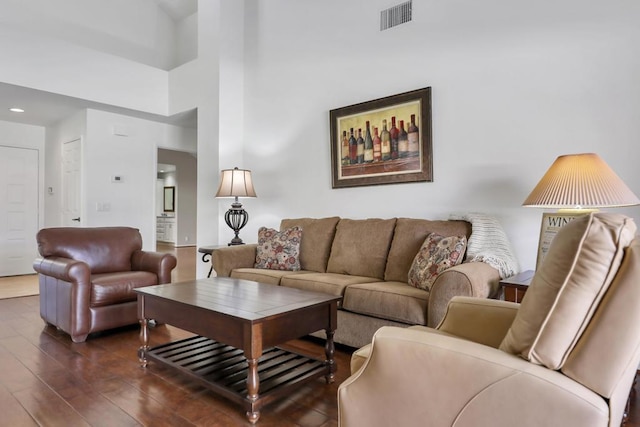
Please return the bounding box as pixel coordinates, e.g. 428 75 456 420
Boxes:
329 87 432 188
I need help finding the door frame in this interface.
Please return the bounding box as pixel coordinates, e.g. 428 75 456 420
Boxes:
62 137 84 227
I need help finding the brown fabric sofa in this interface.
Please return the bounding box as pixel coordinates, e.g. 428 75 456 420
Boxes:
33 226 177 343
211 217 501 348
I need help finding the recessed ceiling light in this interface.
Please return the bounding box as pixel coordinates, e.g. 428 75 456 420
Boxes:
9 107 25 113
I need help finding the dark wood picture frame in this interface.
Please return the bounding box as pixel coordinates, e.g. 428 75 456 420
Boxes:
163 186 175 212
329 87 432 189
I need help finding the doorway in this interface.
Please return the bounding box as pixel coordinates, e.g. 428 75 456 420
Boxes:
157 149 197 248
0 146 39 276
62 138 82 226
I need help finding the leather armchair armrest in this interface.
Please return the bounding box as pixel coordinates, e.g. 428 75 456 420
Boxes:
211 244 258 277
436 296 520 348
131 251 177 284
338 326 607 427
427 261 500 327
33 256 91 284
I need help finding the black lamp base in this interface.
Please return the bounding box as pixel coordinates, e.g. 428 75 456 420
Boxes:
224 199 249 246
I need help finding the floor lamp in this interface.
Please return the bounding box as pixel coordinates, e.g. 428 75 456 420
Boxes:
215 167 257 246
523 153 640 267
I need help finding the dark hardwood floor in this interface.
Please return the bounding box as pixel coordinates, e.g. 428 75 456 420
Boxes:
1 243 638 426
0 295 352 426
0 246 351 426
3 295 640 427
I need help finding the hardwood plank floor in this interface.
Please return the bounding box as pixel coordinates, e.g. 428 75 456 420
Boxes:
3 245 639 426
0 295 352 426
0 245 353 426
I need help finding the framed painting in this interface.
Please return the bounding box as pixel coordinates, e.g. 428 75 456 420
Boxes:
163 186 175 212
329 87 432 189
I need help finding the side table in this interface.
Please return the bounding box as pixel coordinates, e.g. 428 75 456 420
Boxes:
500 270 535 303
198 245 227 278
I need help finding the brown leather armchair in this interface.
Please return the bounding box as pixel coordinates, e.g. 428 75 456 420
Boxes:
339 213 640 427
33 226 177 343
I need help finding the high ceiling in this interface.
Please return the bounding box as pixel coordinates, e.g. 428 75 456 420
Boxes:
0 0 198 129
0 82 197 128
153 0 197 21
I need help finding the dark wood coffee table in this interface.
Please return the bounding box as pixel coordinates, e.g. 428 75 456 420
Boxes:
135 277 341 424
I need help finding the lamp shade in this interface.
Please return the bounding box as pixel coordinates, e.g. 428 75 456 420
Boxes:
523 153 640 208
215 167 257 198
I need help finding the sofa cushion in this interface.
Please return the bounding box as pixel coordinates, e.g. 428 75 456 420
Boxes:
230 268 312 286
407 233 467 291
343 281 429 325
280 217 340 273
91 271 157 307
500 213 636 370
327 218 396 279
281 272 378 299
255 226 302 271
384 218 471 282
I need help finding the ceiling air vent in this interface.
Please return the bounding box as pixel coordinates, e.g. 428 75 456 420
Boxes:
380 1 412 31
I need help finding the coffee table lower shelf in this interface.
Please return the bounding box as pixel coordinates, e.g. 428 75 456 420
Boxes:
145 335 329 416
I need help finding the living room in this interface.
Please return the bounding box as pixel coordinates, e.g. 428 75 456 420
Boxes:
1 0 640 425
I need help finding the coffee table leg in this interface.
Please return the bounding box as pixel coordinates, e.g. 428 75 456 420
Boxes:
246 357 260 424
138 318 149 368
325 328 336 384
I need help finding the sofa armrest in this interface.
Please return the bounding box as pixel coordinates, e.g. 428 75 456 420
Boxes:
427 261 500 327
211 244 258 277
131 251 177 284
338 326 607 427
33 256 91 284
436 296 520 348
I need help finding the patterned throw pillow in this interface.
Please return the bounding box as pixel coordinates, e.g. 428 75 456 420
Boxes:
254 226 302 271
408 233 467 291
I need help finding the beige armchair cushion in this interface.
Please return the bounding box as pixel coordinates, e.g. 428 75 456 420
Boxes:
562 238 640 399
500 213 636 369
327 218 396 279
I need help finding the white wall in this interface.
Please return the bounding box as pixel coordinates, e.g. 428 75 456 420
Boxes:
193 0 224 276
0 26 169 115
82 110 161 249
238 0 640 271
177 13 198 66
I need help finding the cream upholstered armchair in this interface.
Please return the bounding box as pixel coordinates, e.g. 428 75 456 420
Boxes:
338 213 640 427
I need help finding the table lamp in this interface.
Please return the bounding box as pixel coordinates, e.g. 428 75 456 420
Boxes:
523 153 639 210
215 167 257 245
523 153 640 266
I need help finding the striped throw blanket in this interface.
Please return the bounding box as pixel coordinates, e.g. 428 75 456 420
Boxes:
450 212 520 279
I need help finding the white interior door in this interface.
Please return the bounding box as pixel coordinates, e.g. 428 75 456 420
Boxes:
62 139 82 226
0 146 39 276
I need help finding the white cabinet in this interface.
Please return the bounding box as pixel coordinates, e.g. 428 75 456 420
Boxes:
156 216 176 243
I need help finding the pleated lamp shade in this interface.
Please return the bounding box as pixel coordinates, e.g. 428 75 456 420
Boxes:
523 153 640 209
215 167 257 198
